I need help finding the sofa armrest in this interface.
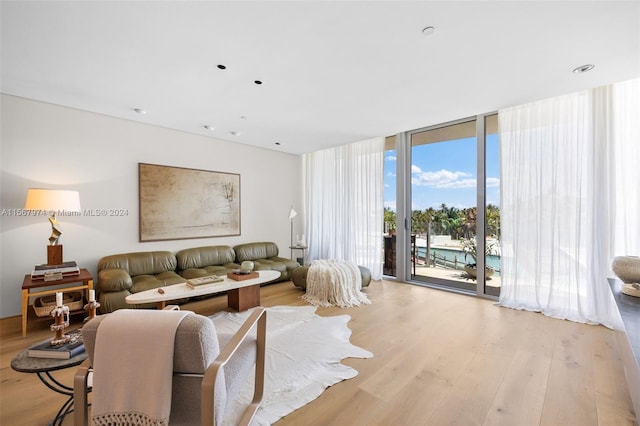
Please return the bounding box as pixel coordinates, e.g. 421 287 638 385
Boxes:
98 268 133 292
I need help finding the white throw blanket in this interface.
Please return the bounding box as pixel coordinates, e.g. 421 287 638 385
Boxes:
302 259 371 308
91 309 192 426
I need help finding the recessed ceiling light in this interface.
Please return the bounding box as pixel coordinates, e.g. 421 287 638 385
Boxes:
422 26 435 36
203 125 215 131
133 108 147 114
217 64 226 70
573 64 595 73
230 131 239 136
254 80 263 85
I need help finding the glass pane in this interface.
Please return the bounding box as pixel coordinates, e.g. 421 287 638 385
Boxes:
383 138 397 277
410 120 477 292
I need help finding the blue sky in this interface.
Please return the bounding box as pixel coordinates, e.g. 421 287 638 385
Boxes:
384 134 500 211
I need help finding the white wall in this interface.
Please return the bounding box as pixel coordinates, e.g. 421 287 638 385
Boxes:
0 95 303 318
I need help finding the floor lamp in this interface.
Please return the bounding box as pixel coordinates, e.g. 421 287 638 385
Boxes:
288 206 297 249
24 188 81 265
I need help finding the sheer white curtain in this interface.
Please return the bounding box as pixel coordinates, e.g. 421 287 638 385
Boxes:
498 78 639 327
303 137 384 280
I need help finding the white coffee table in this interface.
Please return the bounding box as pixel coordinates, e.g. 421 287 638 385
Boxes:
125 270 280 311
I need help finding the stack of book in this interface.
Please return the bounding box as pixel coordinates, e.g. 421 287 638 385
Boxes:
186 275 224 289
28 328 85 359
31 261 80 280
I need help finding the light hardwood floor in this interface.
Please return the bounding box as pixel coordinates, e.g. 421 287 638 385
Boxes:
1 280 636 425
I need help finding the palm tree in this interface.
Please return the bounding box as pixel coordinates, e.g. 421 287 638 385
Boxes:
384 207 396 234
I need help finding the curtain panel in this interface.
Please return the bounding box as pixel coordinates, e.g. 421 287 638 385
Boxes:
303 137 384 280
498 78 639 327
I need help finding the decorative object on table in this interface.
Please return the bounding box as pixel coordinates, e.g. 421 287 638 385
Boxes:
28 328 85 359
24 188 82 265
185 275 224 288
228 270 259 281
611 255 640 298
138 163 240 241
84 289 100 321
240 260 254 272
209 305 372 425
50 292 71 345
31 261 80 280
461 236 497 279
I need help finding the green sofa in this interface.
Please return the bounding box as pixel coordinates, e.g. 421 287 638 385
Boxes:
96 242 299 313
96 251 184 313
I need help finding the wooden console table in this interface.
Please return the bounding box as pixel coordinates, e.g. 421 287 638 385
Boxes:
21 269 93 337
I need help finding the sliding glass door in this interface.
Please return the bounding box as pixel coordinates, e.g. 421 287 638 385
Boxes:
409 118 478 292
383 113 500 297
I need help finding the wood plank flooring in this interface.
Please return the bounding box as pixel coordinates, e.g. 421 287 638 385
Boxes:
0 280 636 425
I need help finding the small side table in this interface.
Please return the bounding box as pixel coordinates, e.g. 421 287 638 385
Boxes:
11 342 88 425
289 245 308 265
21 269 94 337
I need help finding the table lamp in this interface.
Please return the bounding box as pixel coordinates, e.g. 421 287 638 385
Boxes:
24 188 81 265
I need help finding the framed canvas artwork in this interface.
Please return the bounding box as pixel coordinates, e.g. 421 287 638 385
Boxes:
139 163 240 241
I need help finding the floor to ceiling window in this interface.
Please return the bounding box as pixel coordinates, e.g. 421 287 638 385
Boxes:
383 113 500 298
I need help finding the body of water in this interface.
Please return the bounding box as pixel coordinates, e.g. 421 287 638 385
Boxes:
416 246 501 273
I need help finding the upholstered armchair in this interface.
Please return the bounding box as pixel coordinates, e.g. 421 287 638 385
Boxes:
74 307 266 425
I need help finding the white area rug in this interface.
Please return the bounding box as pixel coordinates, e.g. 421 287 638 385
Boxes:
210 305 373 425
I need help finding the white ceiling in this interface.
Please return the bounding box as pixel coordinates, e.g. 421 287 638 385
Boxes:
2 1 639 155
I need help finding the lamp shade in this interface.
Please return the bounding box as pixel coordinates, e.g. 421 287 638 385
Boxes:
25 189 81 212
288 206 298 220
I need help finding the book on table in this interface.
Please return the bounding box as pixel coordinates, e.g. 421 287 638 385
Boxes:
31 261 80 279
186 275 224 289
28 328 85 359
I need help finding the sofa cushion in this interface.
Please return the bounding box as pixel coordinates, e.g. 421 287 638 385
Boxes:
180 265 236 279
233 242 279 262
98 269 133 292
176 246 236 270
253 259 287 273
130 272 184 293
98 251 177 276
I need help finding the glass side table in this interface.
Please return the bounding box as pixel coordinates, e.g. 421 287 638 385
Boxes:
289 245 308 265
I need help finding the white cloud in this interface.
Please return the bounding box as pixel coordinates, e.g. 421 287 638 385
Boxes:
436 178 477 189
386 155 396 161
384 200 396 210
411 168 472 188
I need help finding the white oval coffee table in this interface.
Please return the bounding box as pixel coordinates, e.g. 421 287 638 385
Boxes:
125 270 280 311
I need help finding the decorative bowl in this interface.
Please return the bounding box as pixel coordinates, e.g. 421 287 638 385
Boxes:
611 255 640 297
